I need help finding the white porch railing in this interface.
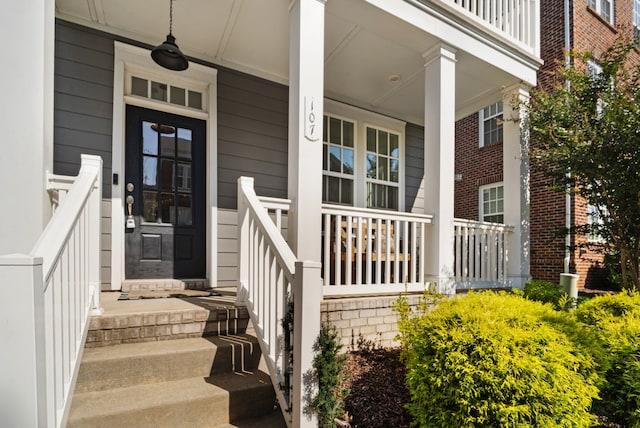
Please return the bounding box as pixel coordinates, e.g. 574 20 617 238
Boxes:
0 154 102 428
445 0 539 54
237 177 320 428
454 218 513 286
322 205 433 296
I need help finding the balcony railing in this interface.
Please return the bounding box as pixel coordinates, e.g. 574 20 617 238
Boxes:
446 0 539 54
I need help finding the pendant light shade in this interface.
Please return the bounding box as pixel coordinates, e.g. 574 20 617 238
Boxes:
152 0 188 71
152 34 188 71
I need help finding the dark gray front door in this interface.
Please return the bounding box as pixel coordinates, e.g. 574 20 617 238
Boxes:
125 105 206 279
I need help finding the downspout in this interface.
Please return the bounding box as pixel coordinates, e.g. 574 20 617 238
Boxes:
564 0 572 274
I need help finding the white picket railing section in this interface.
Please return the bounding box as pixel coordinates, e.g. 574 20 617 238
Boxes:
0 154 102 428
446 0 539 54
454 218 513 286
237 177 320 428
322 205 433 296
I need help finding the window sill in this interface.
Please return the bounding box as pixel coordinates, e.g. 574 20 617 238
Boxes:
586 6 617 34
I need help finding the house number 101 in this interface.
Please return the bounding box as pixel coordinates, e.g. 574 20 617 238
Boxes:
305 96 320 142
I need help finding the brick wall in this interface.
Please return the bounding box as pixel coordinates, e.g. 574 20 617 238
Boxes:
320 295 424 349
454 114 503 220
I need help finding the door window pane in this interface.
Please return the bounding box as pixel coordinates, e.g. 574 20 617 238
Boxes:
161 193 175 224
160 130 176 157
142 156 158 187
160 159 174 190
177 195 192 226
177 128 192 160
143 191 158 222
176 163 192 191
142 122 158 155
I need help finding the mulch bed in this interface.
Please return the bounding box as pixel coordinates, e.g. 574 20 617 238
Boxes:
340 348 412 428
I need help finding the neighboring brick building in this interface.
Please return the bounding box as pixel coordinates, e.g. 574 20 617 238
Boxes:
455 0 640 289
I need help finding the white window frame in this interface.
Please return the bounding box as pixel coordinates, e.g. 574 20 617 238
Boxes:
364 123 402 210
479 182 505 223
324 99 405 210
587 0 614 24
322 113 356 205
478 101 504 148
587 203 607 242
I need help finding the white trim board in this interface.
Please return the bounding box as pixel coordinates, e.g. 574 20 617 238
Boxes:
110 42 218 290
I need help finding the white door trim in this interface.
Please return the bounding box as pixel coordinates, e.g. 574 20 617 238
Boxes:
110 42 218 290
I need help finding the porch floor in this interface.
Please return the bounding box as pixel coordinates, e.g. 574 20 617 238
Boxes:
99 286 240 315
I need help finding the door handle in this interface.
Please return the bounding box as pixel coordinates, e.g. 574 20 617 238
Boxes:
126 195 135 229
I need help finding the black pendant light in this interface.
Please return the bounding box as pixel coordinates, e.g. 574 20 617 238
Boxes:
151 0 188 71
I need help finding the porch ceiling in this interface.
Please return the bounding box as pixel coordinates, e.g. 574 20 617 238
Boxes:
56 0 525 124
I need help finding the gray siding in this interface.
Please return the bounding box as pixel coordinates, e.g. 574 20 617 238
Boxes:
217 71 289 209
405 123 425 213
54 20 114 198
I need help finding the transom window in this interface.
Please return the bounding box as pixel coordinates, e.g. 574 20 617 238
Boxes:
321 101 405 210
366 126 400 210
479 183 504 223
479 101 503 147
129 75 205 111
322 115 355 205
587 0 614 24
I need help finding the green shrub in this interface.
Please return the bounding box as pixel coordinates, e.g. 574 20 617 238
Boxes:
396 292 599 428
576 291 640 427
523 279 566 308
310 324 349 428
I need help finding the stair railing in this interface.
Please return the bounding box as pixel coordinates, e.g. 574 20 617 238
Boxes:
0 154 103 428
237 176 320 428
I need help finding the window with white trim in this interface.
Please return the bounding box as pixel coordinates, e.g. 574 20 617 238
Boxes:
587 203 606 242
322 102 405 210
479 183 504 223
587 0 614 24
365 126 400 210
587 59 606 118
479 101 503 147
322 115 355 205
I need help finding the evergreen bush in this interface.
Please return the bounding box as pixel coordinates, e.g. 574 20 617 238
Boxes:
576 291 640 427
523 279 566 308
310 324 349 428
396 292 599 428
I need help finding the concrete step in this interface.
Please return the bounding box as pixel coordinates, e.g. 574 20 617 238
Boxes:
75 336 262 393
221 409 288 428
67 372 277 428
86 299 250 347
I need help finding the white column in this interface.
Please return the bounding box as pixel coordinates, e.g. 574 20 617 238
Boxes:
502 83 531 289
423 44 457 295
287 0 325 262
0 0 55 255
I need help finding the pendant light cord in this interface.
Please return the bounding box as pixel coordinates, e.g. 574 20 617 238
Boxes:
169 0 173 35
